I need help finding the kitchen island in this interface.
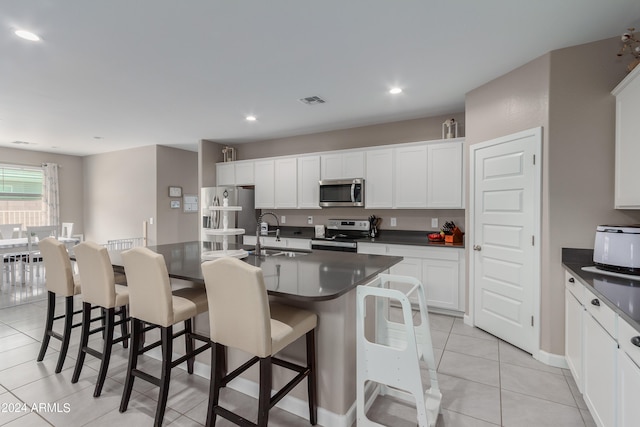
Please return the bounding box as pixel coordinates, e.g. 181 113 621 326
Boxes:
111 240 402 427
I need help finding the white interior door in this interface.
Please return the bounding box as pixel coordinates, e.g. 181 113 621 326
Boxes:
471 128 541 354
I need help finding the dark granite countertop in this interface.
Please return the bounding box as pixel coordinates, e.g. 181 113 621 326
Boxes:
562 248 640 332
275 227 465 249
109 241 402 302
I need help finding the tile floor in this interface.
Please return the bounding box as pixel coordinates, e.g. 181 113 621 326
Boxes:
0 277 597 426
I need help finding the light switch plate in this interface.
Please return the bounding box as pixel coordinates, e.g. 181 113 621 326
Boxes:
281 216 286 224
307 216 313 225
390 217 397 227
431 218 438 228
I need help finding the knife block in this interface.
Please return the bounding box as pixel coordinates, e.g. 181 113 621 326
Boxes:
445 227 463 243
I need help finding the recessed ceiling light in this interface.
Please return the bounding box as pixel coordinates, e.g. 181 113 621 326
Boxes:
246 115 257 121
389 87 403 94
14 30 40 41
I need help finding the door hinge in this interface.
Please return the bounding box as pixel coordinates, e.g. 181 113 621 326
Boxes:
531 316 534 327
532 235 535 246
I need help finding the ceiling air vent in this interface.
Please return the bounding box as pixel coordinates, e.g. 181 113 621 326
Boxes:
11 140 30 145
299 96 326 105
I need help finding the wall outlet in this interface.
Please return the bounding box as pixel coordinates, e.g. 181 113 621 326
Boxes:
431 218 438 228
390 217 397 227
307 216 313 225
149 217 154 225
281 215 286 224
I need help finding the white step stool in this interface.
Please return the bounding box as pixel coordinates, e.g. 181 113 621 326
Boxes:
356 273 442 427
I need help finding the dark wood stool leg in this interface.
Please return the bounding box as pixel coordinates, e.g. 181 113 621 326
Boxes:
185 318 194 374
55 296 75 373
94 307 115 397
155 325 173 426
120 305 129 349
306 329 318 425
71 302 92 383
206 342 222 427
257 357 272 427
37 291 56 362
120 318 141 413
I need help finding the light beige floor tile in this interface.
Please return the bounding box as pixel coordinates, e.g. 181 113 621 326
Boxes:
87 392 182 427
1 411 51 426
12 364 99 405
565 371 588 410
0 324 20 339
451 318 498 342
167 414 204 426
0 392 30 425
437 373 501 425
436 409 501 427
500 362 575 406
430 329 450 350
445 333 499 361
428 313 456 333
437 351 500 387
498 340 564 375
0 342 44 370
0 352 70 390
358 394 419 427
0 332 38 353
141 369 209 415
501 389 585 427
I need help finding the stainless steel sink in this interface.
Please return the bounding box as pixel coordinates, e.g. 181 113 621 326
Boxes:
248 249 310 257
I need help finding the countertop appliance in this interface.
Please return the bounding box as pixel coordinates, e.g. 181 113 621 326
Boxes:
594 224 640 275
201 186 257 243
311 219 370 252
319 178 364 207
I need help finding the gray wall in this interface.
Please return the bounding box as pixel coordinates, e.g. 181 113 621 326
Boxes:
156 146 199 244
0 146 84 234
465 36 640 356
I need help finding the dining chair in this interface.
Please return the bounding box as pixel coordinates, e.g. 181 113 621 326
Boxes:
25 225 59 283
119 246 210 426
71 241 130 397
201 257 318 427
37 237 83 373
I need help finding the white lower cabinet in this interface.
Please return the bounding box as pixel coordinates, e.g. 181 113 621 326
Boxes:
564 286 584 392
583 312 617 427
358 242 464 312
242 235 310 250
618 348 640 427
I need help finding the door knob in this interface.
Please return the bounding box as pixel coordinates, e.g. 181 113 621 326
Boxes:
473 245 482 251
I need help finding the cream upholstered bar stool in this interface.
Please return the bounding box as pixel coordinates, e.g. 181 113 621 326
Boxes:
71 241 130 397
120 247 210 426
201 257 318 427
37 237 82 373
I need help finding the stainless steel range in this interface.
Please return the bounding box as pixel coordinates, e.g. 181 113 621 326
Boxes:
311 219 370 252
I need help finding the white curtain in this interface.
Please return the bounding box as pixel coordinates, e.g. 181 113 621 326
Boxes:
42 163 60 226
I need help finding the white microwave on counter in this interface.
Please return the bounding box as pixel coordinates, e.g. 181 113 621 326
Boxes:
319 178 364 207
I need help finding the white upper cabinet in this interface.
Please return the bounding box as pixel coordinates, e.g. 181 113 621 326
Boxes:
427 141 463 208
613 66 640 208
394 145 428 208
297 156 321 209
321 150 365 179
234 161 254 186
365 148 393 208
216 162 235 186
254 159 275 208
274 158 297 208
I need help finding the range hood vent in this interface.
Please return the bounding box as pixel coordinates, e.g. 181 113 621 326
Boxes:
299 95 326 105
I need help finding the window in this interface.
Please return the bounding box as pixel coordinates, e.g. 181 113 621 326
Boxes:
0 164 47 227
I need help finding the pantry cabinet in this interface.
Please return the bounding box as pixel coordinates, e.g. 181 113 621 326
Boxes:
613 65 640 209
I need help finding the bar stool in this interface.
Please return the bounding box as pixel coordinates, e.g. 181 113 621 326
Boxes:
201 257 318 427
36 237 82 373
71 241 130 397
120 247 210 426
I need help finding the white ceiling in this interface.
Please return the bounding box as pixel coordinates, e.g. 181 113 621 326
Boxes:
2 1 639 157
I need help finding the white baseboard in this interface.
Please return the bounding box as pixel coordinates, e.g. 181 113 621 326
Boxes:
147 349 354 427
534 350 569 369
463 313 473 327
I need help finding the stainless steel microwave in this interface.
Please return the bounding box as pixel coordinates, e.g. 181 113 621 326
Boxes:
319 178 364 207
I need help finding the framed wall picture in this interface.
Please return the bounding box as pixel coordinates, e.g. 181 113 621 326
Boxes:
169 186 182 197
183 194 198 212
170 200 181 209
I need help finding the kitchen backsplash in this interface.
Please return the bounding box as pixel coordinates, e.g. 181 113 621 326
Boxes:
270 208 465 232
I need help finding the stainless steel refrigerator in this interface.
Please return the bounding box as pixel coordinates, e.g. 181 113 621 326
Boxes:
200 186 257 242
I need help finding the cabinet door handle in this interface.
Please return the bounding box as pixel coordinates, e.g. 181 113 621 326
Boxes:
568 277 575 283
591 298 600 307
631 336 640 348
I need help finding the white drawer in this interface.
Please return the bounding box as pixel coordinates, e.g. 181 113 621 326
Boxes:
565 271 583 301
584 287 618 339
619 318 640 368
